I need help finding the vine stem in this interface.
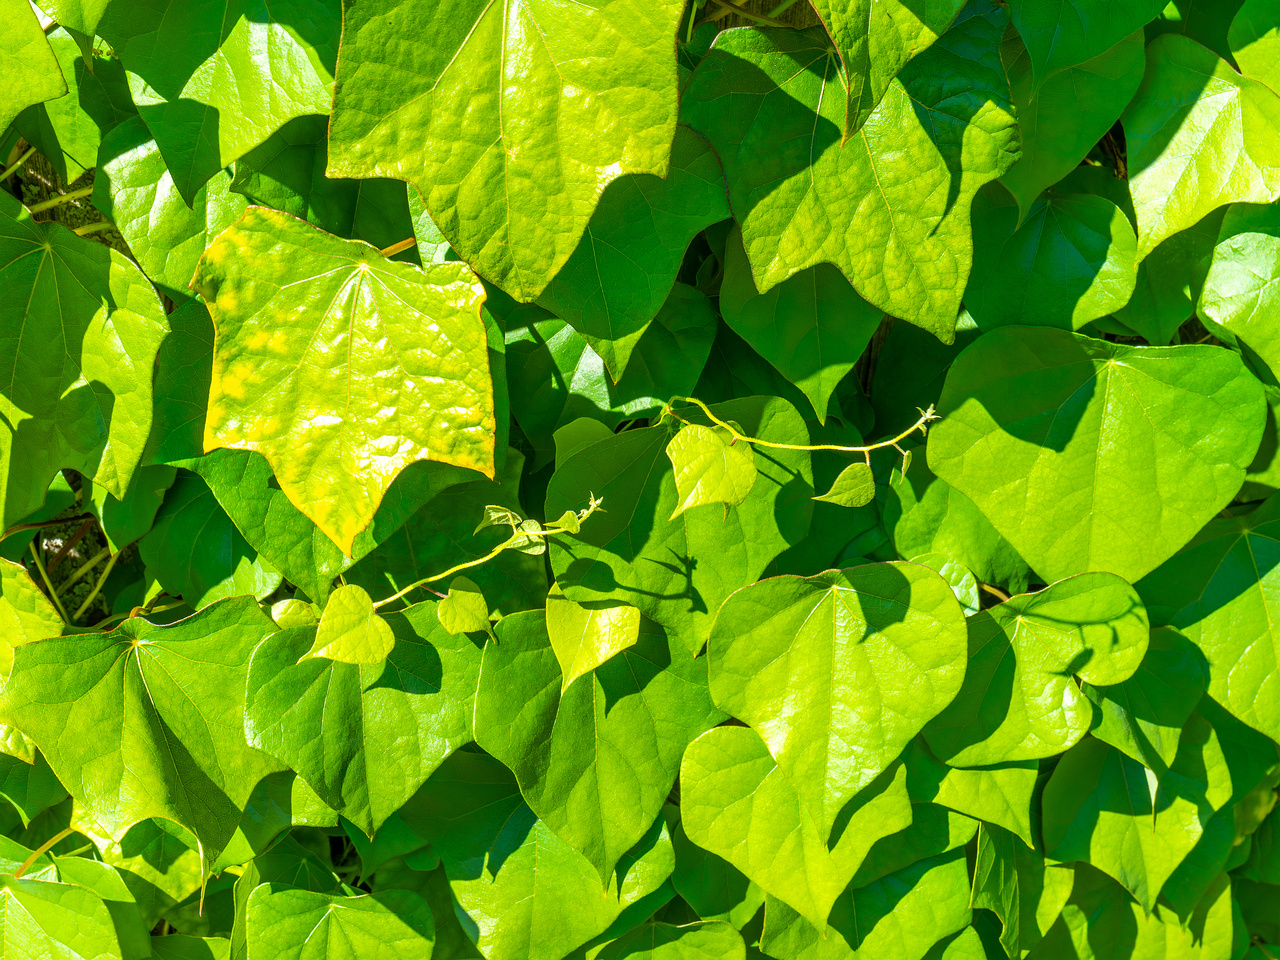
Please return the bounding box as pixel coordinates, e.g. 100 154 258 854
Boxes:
58 546 110 596
0 146 36 182
73 551 120 622
380 237 416 257
73 221 114 237
29 541 72 624
26 186 93 214
767 0 802 15
14 826 76 878
707 0 789 27
662 395 939 454
1 513 95 543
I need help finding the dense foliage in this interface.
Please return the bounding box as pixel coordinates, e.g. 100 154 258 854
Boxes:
1 0 1279 958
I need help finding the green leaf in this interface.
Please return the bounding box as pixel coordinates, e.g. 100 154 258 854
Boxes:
90 464 177 553
925 572 1149 766
668 811 763 929
436 577 490 637
405 752 675 960
474 609 723 882
1198 202 1280 383
998 29 1146 217
0 558 63 672
757 849 972 960
1008 0 1165 77
139 471 281 610
0 598 283 867
1124 33 1280 260
0 203 169 530
1082 626 1208 772
679 725 912 928
15 28 134 184
903 743 1038 848
0 0 66 134
972 824 1075 960
77 817 202 926
1137 494 1280 743
536 126 730 377
808 0 965 139
190 205 495 555
303 584 395 665
150 935 231 960
719 226 883 420
53 856 152 960
547 396 812 651
327 0 685 301
1042 737 1215 910
908 553 980 616
243 604 482 836
1231 0 1280 89
0 753 67 827
965 186 1139 331
245 886 434 960
681 4 1018 339
708 564 967 834
230 115 413 255
91 118 248 300
665 424 757 520
345 477 547 617
545 585 641 691
0 874 123 960
595 921 745 960
96 0 340 203
929 326 1266 583
814 462 875 508
507 287 717 459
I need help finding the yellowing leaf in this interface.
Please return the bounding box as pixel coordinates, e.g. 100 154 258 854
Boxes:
304 584 395 665
665 424 757 520
191 206 495 555
327 0 685 301
545 585 641 693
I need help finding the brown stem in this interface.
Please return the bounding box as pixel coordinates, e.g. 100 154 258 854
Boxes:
46 518 94 574
1 514 95 542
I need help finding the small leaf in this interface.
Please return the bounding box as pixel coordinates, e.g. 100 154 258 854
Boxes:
304 585 395 665
545 585 641 691
269 599 318 630
666 424 757 519
814 462 875 507
436 577 490 637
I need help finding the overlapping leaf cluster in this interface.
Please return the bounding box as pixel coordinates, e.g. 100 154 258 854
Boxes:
1 1 1279 958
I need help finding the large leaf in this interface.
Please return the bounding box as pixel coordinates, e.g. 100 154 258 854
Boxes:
0 0 66 134
139 470 281 610
0 204 168 531
0 559 62 672
1231 0 1280 89
924 573 1149 766
929 326 1266 583
96 0 340 203
546 396 812 651
92 118 248 300
190 206 494 555
681 4 1018 339
757 849 972 960
707 563 966 835
1198 202 1280 383
679 725 912 928
808 0 965 139
719 226 883 420
1008 0 1165 77
327 0 685 301
244 886 434 960
965 187 1138 331
998 29 1146 217
0 599 283 866
1041 736 1214 910
243 603 482 836
535 126 730 378
0 875 123 960
1123 33 1280 259
473 610 723 882
1137 493 1280 742
404 752 675 960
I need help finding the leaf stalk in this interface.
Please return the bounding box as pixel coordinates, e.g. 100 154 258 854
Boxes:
26 185 93 214
29 541 72 624
73 550 120 622
0 146 36 182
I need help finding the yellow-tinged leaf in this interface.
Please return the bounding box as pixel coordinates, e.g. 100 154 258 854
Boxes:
303 585 395 665
191 206 495 555
665 424 757 519
545 585 641 691
437 577 491 637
